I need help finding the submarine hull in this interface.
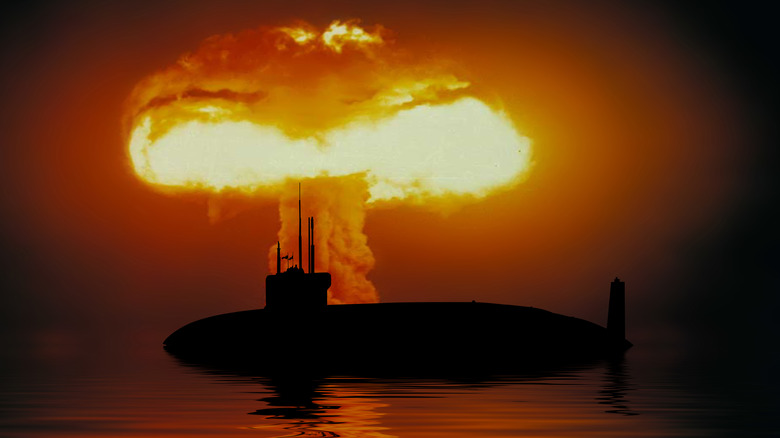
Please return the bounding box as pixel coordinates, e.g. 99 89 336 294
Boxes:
164 302 631 374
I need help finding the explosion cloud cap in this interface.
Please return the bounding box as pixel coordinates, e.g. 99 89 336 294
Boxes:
125 20 533 203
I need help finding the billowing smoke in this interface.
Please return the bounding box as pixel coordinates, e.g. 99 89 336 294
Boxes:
124 20 532 304
272 177 376 303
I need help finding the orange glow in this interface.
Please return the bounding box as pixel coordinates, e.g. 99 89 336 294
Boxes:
124 20 533 304
279 26 317 45
321 20 383 53
129 98 531 203
277 20 383 52
11 1 751 338
125 20 532 203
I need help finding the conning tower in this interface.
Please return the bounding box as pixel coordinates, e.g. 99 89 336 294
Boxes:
265 184 331 311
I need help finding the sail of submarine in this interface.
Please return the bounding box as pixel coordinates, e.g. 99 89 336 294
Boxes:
163 183 632 371
264 183 331 311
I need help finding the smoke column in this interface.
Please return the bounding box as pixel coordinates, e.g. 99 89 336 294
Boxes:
269 176 377 304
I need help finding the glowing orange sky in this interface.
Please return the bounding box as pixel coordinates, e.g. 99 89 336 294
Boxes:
124 20 540 304
115 9 748 320
0 1 762 343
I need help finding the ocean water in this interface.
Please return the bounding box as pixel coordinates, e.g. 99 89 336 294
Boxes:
1 331 777 437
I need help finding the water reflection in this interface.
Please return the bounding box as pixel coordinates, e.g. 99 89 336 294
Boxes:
171 354 639 438
4 339 771 437
597 357 639 416
247 376 393 437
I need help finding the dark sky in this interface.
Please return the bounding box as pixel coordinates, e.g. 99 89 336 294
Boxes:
650 1 779 353
0 0 777 358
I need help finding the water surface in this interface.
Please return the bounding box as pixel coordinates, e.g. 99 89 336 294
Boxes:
1 332 776 437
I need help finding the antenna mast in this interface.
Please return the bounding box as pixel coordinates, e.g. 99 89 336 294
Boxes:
298 183 302 271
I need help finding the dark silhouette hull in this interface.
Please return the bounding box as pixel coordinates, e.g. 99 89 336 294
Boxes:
164 302 631 374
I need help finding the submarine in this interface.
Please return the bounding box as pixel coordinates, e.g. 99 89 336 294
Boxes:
164 185 632 373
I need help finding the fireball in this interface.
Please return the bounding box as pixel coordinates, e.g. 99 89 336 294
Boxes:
124 20 533 304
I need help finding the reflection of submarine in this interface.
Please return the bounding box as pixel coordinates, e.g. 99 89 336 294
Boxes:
164 186 632 373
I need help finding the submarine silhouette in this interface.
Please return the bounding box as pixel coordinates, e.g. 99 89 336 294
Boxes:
164 185 632 373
